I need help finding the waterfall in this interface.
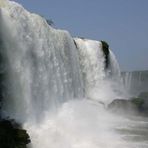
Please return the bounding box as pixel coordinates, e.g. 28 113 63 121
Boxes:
122 71 148 96
122 72 133 96
1 0 148 148
74 38 126 104
0 0 84 122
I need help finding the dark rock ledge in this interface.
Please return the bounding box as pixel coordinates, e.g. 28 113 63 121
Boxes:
0 118 30 148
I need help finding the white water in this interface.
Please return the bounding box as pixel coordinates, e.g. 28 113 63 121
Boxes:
122 71 148 96
0 0 83 122
0 0 148 148
74 38 127 104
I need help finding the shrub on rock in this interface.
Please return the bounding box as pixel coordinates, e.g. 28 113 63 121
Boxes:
101 40 109 68
0 119 30 148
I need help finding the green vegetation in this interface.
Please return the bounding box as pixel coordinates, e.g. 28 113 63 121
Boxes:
46 19 54 26
100 40 110 68
138 92 148 99
38 14 55 26
0 119 30 148
107 99 137 115
101 40 109 55
131 97 144 109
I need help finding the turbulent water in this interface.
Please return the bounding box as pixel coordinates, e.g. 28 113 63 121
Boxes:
0 0 148 148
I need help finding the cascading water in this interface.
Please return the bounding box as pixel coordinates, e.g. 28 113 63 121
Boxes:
74 38 126 104
0 0 148 148
0 0 83 122
122 71 148 96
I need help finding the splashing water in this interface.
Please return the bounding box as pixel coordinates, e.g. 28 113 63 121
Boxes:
74 38 127 104
0 0 148 148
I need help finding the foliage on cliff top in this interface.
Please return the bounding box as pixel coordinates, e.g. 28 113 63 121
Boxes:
131 97 144 108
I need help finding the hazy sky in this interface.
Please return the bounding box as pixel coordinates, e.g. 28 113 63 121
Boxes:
13 0 148 71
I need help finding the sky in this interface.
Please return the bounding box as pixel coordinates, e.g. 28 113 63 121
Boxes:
13 0 148 71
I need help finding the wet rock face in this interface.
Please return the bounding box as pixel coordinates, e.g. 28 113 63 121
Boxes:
100 41 109 69
108 97 148 116
137 92 148 114
138 92 148 108
108 99 138 115
0 119 30 148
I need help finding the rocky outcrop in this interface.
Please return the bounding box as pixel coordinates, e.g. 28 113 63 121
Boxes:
0 119 30 148
100 40 109 68
108 96 148 116
138 92 148 114
73 39 78 49
108 99 138 115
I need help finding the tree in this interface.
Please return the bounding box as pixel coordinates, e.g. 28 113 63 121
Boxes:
46 19 54 26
